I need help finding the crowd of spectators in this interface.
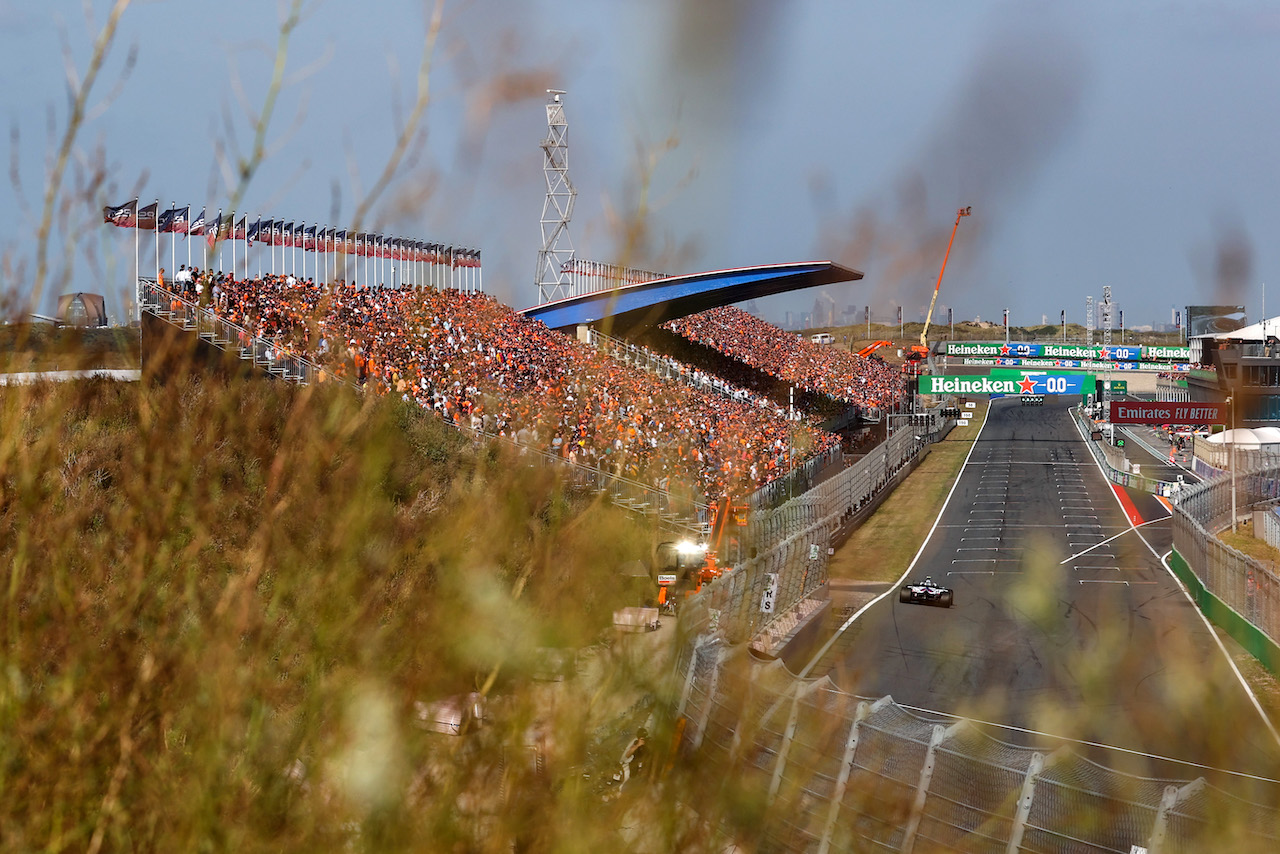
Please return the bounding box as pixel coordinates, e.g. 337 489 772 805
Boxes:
161 273 841 502
662 307 908 413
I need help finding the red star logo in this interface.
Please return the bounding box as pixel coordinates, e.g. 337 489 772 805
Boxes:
1100 347 1111 359
1018 376 1038 394
1000 344 1011 356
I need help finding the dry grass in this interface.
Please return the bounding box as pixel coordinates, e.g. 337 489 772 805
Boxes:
0 368 711 852
0 324 140 372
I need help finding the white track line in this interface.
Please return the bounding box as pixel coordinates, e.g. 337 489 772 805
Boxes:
799 402 993 678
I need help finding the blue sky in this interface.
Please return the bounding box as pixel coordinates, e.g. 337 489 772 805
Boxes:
3 0 1279 329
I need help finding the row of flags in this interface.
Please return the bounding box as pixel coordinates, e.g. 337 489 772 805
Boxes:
102 199 481 267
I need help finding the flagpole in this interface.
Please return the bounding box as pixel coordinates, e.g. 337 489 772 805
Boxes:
152 199 159 286
133 198 140 321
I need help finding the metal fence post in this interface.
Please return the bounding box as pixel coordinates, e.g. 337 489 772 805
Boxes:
817 697 881 854
1147 781 1190 853
901 722 961 853
767 680 814 799
1006 751 1046 853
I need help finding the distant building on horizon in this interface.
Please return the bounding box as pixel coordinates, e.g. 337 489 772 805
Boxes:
56 292 108 327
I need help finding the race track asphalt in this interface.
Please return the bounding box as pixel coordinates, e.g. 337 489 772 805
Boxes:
819 395 1280 783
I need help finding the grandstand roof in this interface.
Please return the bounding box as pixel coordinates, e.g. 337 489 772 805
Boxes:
520 261 863 336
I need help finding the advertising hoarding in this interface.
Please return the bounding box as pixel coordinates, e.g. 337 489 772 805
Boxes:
1108 402 1227 425
944 342 1190 362
919 374 1087 396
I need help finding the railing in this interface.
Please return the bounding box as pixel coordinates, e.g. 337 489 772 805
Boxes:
672 639 1280 853
587 327 786 415
140 279 339 387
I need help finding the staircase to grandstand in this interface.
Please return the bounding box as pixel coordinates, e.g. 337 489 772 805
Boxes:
138 278 710 536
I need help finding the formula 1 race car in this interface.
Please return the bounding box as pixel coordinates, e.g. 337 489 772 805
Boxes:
899 577 954 608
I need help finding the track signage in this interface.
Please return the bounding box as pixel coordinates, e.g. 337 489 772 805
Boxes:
1108 402 1227 425
918 374 1086 396
945 342 1191 362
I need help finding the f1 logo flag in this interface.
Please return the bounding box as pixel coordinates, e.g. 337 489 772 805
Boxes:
102 199 137 227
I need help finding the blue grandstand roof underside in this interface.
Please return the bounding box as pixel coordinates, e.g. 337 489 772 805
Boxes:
520 261 864 336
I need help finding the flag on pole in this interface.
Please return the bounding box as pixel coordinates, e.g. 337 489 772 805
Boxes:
232 216 246 242
279 221 292 246
103 198 138 227
303 225 317 251
293 222 305 247
246 218 262 245
172 205 191 234
138 202 159 231
189 208 207 236
157 206 178 233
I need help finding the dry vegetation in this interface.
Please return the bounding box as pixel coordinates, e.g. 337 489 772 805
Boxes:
0 368 719 851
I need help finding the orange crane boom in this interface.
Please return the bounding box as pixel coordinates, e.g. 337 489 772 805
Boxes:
920 206 972 353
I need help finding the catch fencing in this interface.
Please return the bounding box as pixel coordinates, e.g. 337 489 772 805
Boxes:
673 639 1280 853
1171 471 1280 651
686 422 929 644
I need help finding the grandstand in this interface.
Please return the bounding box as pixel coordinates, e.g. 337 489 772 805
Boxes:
136 270 909 509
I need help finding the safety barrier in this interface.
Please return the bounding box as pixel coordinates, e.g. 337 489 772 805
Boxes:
1071 407 1187 497
673 639 1280 853
1171 472 1280 672
683 423 928 644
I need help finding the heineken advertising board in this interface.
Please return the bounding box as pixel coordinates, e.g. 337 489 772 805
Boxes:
962 357 1190 373
919 374 1087 396
945 342 1190 362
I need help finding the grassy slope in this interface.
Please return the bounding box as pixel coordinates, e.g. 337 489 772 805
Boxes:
0 324 140 371
0 374 693 852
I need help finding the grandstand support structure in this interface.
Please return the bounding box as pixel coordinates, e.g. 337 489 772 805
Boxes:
535 89 577 304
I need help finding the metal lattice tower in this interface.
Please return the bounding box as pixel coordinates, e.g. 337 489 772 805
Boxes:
535 90 577 303
1101 285 1113 347
1085 296 1094 345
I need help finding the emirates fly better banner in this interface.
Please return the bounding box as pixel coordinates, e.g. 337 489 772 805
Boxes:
1109 402 1228 425
918 374 1086 395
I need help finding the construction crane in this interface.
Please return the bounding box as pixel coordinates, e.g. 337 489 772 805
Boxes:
920 206 972 357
